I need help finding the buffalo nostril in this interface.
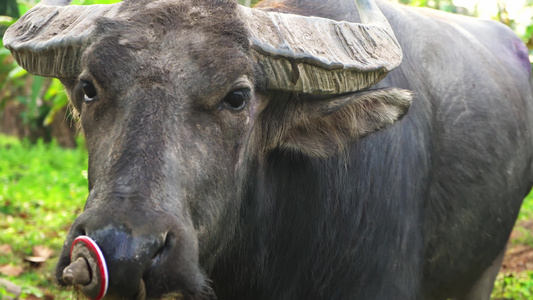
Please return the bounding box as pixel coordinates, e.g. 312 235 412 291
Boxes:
62 257 91 285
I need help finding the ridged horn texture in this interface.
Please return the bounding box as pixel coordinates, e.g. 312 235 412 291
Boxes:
3 0 122 78
239 0 402 94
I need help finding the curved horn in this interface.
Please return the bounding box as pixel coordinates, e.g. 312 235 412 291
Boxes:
239 0 402 94
3 0 122 78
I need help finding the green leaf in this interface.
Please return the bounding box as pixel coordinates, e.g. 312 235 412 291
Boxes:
0 16 15 27
0 47 10 57
7 65 27 79
25 76 45 124
43 78 63 100
43 92 68 126
0 0 19 18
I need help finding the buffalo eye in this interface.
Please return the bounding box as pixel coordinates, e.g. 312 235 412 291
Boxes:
222 89 250 111
81 80 97 102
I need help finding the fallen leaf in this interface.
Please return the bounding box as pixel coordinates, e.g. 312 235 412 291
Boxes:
0 279 21 298
32 245 54 259
24 256 47 263
0 264 24 276
44 293 55 300
0 244 12 255
25 294 41 300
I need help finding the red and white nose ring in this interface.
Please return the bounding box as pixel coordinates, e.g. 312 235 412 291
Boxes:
62 236 108 300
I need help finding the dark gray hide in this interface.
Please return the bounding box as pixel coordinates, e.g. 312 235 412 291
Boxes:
3 0 533 299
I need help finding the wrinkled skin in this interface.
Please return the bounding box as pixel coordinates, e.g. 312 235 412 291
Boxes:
56 0 259 297
52 0 533 299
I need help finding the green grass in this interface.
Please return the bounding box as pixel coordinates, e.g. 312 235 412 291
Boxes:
1 134 533 299
0 135 87 299
493 271 533 300
518 191 533 222
490 191 533 300
0 135 88 252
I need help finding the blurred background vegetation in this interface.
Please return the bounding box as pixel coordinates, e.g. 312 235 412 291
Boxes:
1 0 533 299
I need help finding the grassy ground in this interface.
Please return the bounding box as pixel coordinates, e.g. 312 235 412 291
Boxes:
492 191 533 300
0 135 86 299
0 135 533 299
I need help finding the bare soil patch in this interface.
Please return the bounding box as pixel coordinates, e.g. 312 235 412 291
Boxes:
500 220 533 273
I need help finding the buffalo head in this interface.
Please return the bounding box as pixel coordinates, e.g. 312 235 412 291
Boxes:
4 0 411 298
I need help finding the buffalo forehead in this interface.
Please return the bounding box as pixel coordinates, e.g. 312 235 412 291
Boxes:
85 0 252 103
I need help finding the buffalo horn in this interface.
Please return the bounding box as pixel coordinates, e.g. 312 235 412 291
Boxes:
239 0 402 94
3 0 122 78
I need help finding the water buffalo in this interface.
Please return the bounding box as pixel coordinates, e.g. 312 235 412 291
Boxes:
4 0 533 299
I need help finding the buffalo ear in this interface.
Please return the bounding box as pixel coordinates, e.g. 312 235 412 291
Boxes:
271 88 413 157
